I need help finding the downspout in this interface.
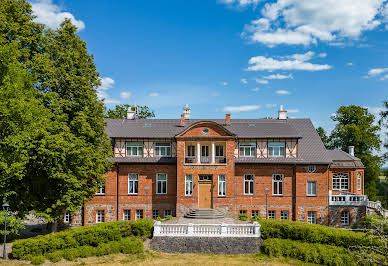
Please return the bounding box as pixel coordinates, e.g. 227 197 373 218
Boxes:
292 164 296 221
327 163 331 226
116 163 120 221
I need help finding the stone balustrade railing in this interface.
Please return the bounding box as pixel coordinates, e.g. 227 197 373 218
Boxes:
153 221 261 238
368 200 388 218
328 191 368 206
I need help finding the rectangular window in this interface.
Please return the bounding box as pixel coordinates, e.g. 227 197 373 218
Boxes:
341 211 350 225
123 210 131 220
96 185 105 195
185 174 193 196
244 174 254 195
128 174 139 194
215 145 224 157
64 211 71 224
252 210 260 218
199 175 212 181
268 142 285 157
280 210 288 220
152 210 159 220
357 173 362 191
239 143 256 157
332 173 349 190
201 145 209 156
307 181 317 196
155 143 171 157
268 210 276 219
239 210 247 215
156 173 167 194
307 211 316 224
96 210 104 223
126 142 143 157
218 175 226 196
272 174 284 196
135 209 143 220
187 145 195 157
164 210 171 218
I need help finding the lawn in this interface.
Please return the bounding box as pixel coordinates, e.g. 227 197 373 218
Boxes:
2 250 314 265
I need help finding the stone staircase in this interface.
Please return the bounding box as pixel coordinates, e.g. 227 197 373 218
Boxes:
184 208 225 219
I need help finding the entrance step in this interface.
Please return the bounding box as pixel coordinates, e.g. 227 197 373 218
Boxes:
184 208 225 219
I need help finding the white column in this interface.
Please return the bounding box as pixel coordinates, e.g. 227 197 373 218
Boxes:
197 142 201 164
211 142 215 164
153 221 162 236
253 221 261 237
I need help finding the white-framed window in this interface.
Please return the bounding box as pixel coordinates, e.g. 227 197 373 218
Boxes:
357 173 362 191
268 142 285 157
341 211 350 225
280 210 288 220
239 143 256 157
64 211 71 224
307 181 317 196
164 210 171 218
239 210 247 215
123 210 131 220
252 210 260 218
96 210 104 223
155 143 171 157
135 209 143 220
96 185 105 195
307 211 316 224
308 165 316 173
332 173 349 190
268 210 276 219
218 175 226 196
152 210 159 220
185 174 193 196
128 174 139 194
156 173 167 194
272 174 284 196
244 174 254 195
187 145 195 157
216 145 224 157
126 142 143 157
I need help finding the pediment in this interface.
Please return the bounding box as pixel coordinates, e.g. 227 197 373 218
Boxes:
176 121 235 138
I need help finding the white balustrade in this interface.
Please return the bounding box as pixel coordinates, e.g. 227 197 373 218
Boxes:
153 221 261 238
328 191 368 206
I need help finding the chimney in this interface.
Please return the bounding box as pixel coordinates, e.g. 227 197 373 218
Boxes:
127 106 137 119
278 105 287 120
225 113 231 125
183 104 191 119
348 146 355 157
180 113 185 127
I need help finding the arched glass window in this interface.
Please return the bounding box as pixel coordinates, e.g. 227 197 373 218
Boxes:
272 174 284 195
332 173 349 190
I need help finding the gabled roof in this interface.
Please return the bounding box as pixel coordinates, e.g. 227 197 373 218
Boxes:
175 121 235 137
327 150 364 168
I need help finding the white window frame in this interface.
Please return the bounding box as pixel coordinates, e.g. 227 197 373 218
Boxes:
307 211 316 224
135 209 143 220
215 145 224 157
164 210 172 218
126 142 143 157
96 210 104 223
332 173 349 190
272 174 284 196
307 181 317 196
96 185 105 195
64 211 71 224
268 142 285 158
244 174 254 195
251 210 260 218
357 173 362 191
268 210 276 219
239 143 256 157
152 209 159 220
185 174 193 196
187 145 195 157
341 211 350 225
154 143 171 157
218 174 226 197
128 173 139 195
156 173 167 194
308 165 316 173
123 209 131 220
280 210 288 220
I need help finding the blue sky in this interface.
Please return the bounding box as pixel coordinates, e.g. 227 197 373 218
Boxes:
30 1 388 145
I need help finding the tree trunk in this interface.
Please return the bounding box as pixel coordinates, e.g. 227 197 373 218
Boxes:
47 221 58 233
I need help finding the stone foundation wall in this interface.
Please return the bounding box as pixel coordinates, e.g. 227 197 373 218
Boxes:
329 206 366 227
150 236 262 254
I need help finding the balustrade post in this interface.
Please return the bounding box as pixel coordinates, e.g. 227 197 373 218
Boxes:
187 223 194 236
253 221 261 237
197 142 201 164
154 221 162 236
220 223 227 236
211 142 215 164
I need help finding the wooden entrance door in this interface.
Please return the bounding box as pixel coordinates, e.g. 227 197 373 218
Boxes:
198 182 212 208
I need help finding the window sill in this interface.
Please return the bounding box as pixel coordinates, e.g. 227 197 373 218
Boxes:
156 193 167 195
128 193 138 195
272 194 284 196
307 195 317 197
243 194 254 196
218 195 226 197
184 195 193 197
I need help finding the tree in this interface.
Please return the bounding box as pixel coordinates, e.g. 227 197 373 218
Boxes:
330 105 382 200
316 127 331 148
105 104 155 119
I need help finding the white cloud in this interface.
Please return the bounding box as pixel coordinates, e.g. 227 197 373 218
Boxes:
366 106 385 115
97 77 120 104
264 73 293 80
251 87 260 91
223 105 261 112
242 0 386 46
149 92 159 97
247 51 331 71
120 91 131 99
367 67 388 76
241 78 248 84
347 62 353 66
276 90 291 95
318 53 327 58
31 0 85 31
265 104 277 108
287 109 299 113
221 81 228 86
219 0 263 7
255 78 268 84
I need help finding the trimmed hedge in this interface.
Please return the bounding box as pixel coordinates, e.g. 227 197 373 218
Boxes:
12 219 153 259
262 238 356 266
258 218 377 248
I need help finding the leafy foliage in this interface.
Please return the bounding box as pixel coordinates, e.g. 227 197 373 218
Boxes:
316 127 331 148
0 211 24 239
105 104 155 119
239 213 248 221
379 100 388 160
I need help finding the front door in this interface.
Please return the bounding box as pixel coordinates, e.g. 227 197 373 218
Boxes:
198 175 212 208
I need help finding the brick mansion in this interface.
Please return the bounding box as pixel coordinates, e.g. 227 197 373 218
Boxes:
68 105 367 227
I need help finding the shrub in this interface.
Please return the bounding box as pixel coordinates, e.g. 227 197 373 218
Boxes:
45 250 63 263
239 213 248 221
156 217 163 222
262 238 356 265
165 215 173 220
30 255 45 265
62 248 80 261
78 246 96 258
120 237 144 254
0 211 25 239
130 219 154 238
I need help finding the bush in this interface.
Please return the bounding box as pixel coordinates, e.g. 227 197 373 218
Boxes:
262 238 356 265
78 246 96 258
30 255 45 265
62 248 80 261
165 215 173 220
0 211 25 239
259 219 377 248
130 219 154 238
156 217 163 222
45 250 63 263
120 237 144 254
239 213 248 221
